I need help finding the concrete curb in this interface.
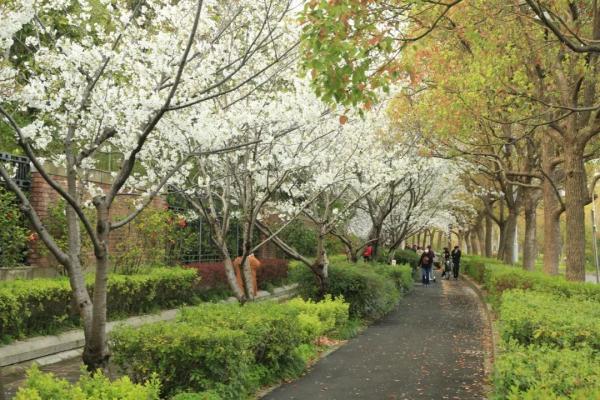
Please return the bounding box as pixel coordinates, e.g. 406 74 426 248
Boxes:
0 284 298 372
461 275 500 387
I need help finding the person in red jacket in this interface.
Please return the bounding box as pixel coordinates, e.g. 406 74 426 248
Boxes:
363 245 373 262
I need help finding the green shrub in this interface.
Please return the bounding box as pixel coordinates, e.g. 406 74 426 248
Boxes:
492 343 600 400
0 267 197 342
499 290 600 351
112 299 350 399
462 259 486 283
392 249 420 269
111 322 253 399
14 364 160 400
466 256 600 399
287 296 349 339
369 263 413 293
0 187 29 268
103 267 199 317
278 221 317 257
291 261 400 320
178 302 307 384
462 256 600 303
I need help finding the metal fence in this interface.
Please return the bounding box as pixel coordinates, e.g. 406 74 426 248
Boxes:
167 200 245 264
0 152 31 189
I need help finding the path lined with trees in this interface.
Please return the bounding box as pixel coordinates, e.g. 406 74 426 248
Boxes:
264 280 488 400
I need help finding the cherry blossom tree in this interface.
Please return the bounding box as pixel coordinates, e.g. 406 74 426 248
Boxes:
176 77 339 301
0 0 298 370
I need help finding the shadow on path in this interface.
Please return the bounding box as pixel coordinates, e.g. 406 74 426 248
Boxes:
263 278 488 400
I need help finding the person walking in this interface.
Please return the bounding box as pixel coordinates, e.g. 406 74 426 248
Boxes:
441 247 451 279
426 245 436 283
419 247 434 286
363 245 373 262
451 245 462 279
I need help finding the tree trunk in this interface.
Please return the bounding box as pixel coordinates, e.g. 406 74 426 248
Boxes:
541 136 563 275
475 218 485 256
313 231 329 297
564 141 587 281
64 167 94 348
497 223 506 261
83 201 110 371
240 219 256 301
241 256 256 301
523 198 538 271
472 229 481 255
502 211 518 265
416 232 421 248
224 257 245 300
368 223 383 259
465 231 473 254
436 230 443 250
485 213 493 257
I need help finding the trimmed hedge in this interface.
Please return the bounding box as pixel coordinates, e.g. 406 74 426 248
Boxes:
111 297 349 399
290 261 412 320
185 258 289 298
464 257 600 398
392 249 420 269
0 267 198 342
462 256 600 303
255 258 289 289
15 364 160 399
493 343 600 399
112 322 252 399
499 290 600 352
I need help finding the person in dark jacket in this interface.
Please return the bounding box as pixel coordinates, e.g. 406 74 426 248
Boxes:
441 247 451 278
451 245 462 279
419 248 434 286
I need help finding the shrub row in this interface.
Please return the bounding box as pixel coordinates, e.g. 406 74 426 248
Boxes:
185 258 289 298
111 297 349 399
15 364 160 400
0 267 198 342
493 342 600 400
290 260 412 321
463 257 600 398
393 249 420 269
499 290 600 352
462 256 600 304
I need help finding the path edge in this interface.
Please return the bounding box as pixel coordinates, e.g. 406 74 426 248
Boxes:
461 275 499 394
255 342 346 399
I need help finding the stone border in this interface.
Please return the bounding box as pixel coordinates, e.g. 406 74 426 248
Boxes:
0 284 298 374
461 275 500 387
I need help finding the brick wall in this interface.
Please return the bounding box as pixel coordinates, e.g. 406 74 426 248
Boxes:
28 169 166 271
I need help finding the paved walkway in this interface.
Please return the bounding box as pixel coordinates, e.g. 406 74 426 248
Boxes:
264 278 489 400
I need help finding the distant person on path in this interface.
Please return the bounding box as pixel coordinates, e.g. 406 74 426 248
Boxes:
419 248 434 286
426 245 436 283
441 247 451 278
363 245 373 262
451 245 462 279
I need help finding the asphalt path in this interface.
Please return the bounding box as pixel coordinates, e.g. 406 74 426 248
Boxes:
263 277 489 400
